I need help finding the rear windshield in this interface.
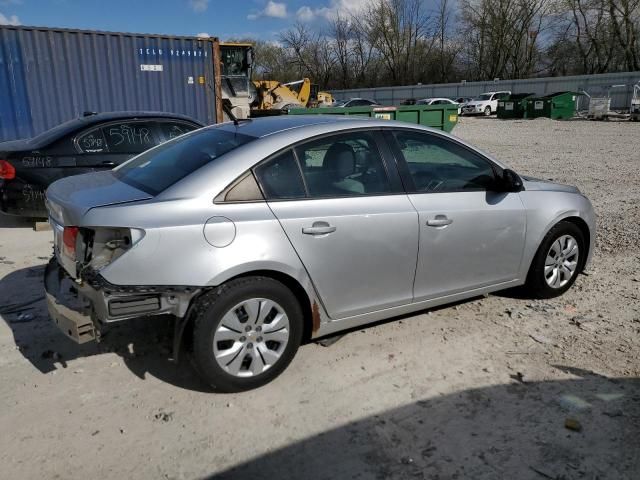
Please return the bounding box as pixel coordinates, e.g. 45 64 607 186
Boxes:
114 128 256 195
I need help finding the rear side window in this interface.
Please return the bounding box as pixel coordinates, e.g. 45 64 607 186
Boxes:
102 122 160 153
254 150 306 200
77 128 108 153
115 128 255 195
295 131 391 197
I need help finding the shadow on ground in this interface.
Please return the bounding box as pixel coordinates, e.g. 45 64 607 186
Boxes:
211 372 640 480
0 264 212 392
0 212 42 228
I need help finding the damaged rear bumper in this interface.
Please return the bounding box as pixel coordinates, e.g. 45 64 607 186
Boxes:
44 258 199 344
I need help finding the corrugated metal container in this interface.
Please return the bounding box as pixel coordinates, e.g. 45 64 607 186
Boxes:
0 25 218 142
288 104 459 133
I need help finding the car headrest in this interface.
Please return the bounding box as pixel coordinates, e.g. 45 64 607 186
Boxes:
324 143 356 179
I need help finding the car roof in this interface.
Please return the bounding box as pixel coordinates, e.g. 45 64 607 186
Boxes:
215 115 374 138
162 115 510 199
25 111 204 148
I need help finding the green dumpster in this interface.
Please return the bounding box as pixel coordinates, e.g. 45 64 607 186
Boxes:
497 93 534 119
524 92 579 120
288 104 459 132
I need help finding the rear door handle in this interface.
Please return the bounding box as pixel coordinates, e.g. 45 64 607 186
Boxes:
302 221 336 236
101 161 116 167
426 215 453 227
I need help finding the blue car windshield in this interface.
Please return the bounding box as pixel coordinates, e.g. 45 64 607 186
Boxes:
114 127 256 195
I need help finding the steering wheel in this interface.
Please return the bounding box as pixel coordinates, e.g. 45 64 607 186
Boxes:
413 171 444 192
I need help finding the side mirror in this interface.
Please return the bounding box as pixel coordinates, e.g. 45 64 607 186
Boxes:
500 168 523 192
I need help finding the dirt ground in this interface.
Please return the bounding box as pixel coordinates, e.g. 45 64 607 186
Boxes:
1 117 638 480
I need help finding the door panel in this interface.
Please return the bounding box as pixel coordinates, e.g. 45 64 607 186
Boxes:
268 196 419 319
385 128 526 300
410 191 525 300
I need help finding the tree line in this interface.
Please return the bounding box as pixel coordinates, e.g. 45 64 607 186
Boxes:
239 0 640 90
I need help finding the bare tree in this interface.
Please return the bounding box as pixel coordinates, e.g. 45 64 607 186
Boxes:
329 16 352 89
433 0 462 82
232 0 638 91
361 0 434 84
279 23 337 87
608 0 640 70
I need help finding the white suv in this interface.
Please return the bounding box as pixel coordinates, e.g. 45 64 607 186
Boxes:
461 91 511 116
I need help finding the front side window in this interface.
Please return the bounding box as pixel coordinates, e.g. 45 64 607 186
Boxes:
392 131 497 193
295 131 392 197
115 128 255 195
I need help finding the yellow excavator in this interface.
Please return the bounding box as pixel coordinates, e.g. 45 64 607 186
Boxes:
217 42 333 117
252 78 333 112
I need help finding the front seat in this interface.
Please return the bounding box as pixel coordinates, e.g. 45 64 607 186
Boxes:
322 143 365 195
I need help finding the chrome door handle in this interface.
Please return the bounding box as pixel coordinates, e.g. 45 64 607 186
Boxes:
426 215 453 227
302 221 336 235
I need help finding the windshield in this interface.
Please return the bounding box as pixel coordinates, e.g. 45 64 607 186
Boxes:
477 94 492 101
114 128 256 195
333 100 347 107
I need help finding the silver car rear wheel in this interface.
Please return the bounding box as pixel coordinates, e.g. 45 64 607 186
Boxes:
544 234 579 289
213 298 290 378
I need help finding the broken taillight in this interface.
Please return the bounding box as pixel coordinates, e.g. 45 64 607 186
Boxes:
0 160 15 180
62 226 79 260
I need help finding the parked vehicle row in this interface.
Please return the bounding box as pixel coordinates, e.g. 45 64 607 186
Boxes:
333 93 513 117
44 115 595 392
0 112 203 218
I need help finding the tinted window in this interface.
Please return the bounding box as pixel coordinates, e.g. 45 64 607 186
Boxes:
115 128 255 195
295 131 391 197
392 131 496 193
102 122 159 153
254 150 306 200
77 128 108 153
158 122 199 142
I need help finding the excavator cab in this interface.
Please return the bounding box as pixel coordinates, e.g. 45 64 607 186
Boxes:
219 43 254 119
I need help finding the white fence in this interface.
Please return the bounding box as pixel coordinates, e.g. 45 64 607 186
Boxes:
331 71 640 110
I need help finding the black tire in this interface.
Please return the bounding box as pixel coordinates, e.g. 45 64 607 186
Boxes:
484 106 492 116
191 276 303 392
524 221 585 299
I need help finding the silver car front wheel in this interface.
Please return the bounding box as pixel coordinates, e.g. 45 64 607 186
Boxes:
213 298 290 378
544 235 579 289
524 221 586 299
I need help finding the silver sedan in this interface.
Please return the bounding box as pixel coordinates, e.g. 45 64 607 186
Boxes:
44 116 595 392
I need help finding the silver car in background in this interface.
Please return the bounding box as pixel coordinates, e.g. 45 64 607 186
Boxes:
44 116 595 392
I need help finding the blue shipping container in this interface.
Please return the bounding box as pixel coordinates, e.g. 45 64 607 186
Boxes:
0 25 218 142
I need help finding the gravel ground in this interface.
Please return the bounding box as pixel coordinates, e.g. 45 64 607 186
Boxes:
0 117 638 480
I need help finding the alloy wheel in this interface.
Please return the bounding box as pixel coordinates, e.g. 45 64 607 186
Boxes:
212 298 290 378
544 234 579 289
